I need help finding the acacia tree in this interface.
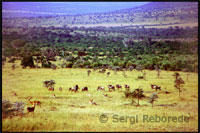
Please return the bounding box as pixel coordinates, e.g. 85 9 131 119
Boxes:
132 87 145 106
148 92 158 107
173 73 185 98
155 64 161 78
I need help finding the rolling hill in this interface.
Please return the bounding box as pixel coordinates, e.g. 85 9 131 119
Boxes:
2 2 198 28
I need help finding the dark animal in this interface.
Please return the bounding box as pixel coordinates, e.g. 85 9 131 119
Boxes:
27 103 36 114
125 84 130 91
70 85 79 92
97 86 105 91
151 84 161 91
116 84 122 90
108 85 115 92
82 87 88 91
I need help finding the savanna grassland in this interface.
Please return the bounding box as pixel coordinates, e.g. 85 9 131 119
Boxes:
2 59 198 132
2 2 198 132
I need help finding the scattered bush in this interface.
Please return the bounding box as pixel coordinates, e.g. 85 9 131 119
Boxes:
2 99 25 119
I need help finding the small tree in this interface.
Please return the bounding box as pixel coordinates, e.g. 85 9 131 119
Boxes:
155 65 161 78
172 72 180 80
87 70 91 76
2 99 25 118
43 80 56 89
148 92 158 107
132 87 145 106
21 55 35 68
173 73 185 98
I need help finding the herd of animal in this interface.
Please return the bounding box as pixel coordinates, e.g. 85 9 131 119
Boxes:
25 82 162 114
46 84 161 92
24 69 167 115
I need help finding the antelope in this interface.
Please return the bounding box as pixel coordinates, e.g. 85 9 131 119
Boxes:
27 103 36 114
90 99 98 105
28 97 41 107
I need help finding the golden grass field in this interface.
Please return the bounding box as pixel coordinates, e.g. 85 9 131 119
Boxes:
2 60 198 132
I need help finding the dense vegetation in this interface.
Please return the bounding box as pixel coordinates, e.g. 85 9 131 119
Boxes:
2 25 198 72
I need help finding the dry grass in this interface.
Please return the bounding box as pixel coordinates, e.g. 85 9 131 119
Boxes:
2 60 198 132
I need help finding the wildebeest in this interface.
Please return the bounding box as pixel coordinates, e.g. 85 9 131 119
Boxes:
151 84 161 91
69 85 79 92
125 84 130 91
116 84 122 90
82 87 88 91
108 85 115 92
97 86 105 91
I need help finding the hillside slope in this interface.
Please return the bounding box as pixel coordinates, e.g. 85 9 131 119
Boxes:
2 2 198 27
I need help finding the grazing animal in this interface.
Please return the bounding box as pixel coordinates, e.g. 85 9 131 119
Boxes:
108 85 115 92
33 101 41 107
28 97 41 107
90 99 98 105
11 91 17 96
107 72 110 76
48 87 54 91
97 86 105 91
70 85 79 92
116 84 122 90
59 87 62 91
125 84 130 91
82 87 88 91
151 84 161 91
27 103 36 114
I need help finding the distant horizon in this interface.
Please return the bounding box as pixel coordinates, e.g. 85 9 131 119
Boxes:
2 2 149 18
